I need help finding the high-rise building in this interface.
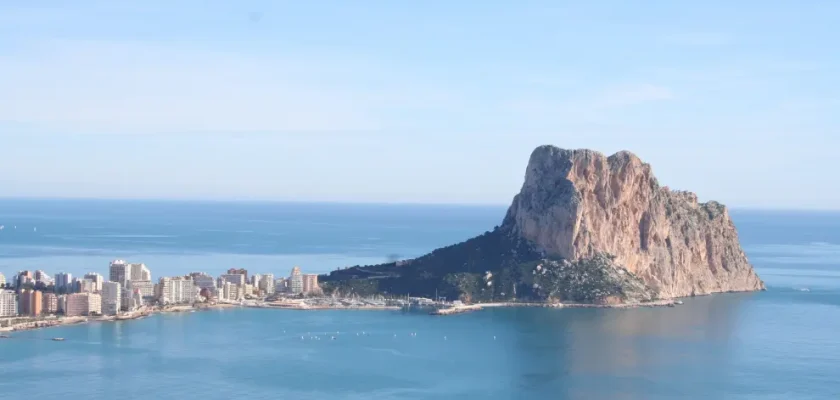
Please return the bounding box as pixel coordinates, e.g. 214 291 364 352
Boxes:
65 293 101 316
18 289 31 315
303 274 320 295
226 268 248 282
275 277 288 292
42 292 58 314
34 270 51 285
250 274 262 287
109 260 132 288
121 287 136 311
83 273 104 292
289 267 303 294
101 282 121 315
78 279 97 294
0 290 17 317
18 289 43 316
189 273 216 291
259 274 275 295
31 290 42 316
222 281 237 301
57 295 67 314
15 271 34 291
130 263 151 281
220 274 246 287
0 272 5 287
158 277 197 304
55 272 73 293
130 289 144 310
128 280 154 303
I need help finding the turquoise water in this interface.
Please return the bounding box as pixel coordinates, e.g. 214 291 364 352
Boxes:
1 200 839 399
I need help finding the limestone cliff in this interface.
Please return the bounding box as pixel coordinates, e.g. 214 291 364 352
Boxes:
503 145 765 298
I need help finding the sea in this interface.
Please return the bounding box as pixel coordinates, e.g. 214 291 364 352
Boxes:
0 199 838 399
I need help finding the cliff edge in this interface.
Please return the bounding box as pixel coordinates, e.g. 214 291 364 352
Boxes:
502 145 764 298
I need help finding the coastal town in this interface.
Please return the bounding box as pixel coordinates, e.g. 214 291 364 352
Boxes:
0 261 410 332
0 257 683 334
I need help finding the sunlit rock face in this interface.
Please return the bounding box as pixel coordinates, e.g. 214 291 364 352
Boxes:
503 145 764 298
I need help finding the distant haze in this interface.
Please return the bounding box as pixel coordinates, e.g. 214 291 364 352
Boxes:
0 2 837 209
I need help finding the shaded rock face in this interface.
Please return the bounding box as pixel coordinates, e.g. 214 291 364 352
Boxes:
503 145 764 298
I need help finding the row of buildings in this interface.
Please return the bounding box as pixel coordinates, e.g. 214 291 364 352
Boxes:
0 264 321 318
0 288 102 317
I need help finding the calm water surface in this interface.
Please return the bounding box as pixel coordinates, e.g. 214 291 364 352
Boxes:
0 200 838 399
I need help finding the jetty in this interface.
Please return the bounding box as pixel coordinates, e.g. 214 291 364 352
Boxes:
430 304 482 315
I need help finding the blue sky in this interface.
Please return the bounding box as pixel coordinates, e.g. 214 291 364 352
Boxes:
0 1 837 208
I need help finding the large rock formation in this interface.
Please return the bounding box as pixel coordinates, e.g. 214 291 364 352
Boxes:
503 145 764 298
321 145 764 303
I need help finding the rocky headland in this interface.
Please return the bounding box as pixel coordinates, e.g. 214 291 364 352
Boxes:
321 145 764 305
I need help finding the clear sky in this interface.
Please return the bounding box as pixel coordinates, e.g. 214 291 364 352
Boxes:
0 1 836 208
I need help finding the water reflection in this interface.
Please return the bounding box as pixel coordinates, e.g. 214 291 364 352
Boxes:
503 293 754 399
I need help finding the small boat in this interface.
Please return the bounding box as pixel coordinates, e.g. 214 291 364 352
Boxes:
51 337 65 341
675 300 684 305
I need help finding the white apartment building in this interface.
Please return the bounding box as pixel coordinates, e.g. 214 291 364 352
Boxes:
83 273 105 292
158 277 197 305
130 263 151 281
101 281 121 315
129 280 154 301
0 290 17 317
109 260 131 288
65 293 102 317
222 281 237 301
289 267 303 294
259 274 275 295
0 272 6 287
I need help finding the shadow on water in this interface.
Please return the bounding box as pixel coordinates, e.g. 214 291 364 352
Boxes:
497 293 754 399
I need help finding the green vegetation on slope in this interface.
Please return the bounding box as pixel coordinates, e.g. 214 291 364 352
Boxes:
320 229 658 304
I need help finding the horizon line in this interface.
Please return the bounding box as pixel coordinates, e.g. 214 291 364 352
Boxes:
0 195 838 213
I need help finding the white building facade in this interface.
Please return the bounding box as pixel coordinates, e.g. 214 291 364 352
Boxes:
129 280 154 302
0 290 17 317
101 282 121 315
289 267 303 294
130 263 151 281
159 277 198 305
65 293 101 316
259 274 275 295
